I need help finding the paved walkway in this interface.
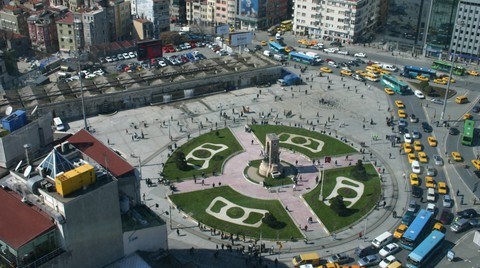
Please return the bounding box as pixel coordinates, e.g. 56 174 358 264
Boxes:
175 126 366 239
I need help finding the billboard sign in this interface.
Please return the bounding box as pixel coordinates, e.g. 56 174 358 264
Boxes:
240 0 258 18
229 32 253 46
137 40 163 61
216 24 229 35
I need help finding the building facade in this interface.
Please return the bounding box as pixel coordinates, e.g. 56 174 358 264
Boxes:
0 5 29 36
79 8 109 47
235 0 288 30
56 12 78 52
28 11 59 53
450 0 480 62
293 0 380 44
133 18 153 40
170 0 186 24
424 0 459 56
131 0 169 39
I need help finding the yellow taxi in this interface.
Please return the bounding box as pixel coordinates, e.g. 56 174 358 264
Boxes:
463 113 472 120
395 100 405 108
437 182 448 194
428 136 437 147
433 78 447 85
355 70 367 76
384 88 395 95
414 141 423 151
410 173 420 186
285 47 292 53
451 152 462 161
378 69 391 75
442 76 455 83
398 109 407 118
297 39 308 44
340 70 352 76
467 70 479 76
408 153 417 163
393 224 408 239
269 37 274 42
418 152 428 163
404 143 413 153
416 75 429 81
320 67 332 73
260 40 267 46
471 159 480 170
433 222 444 232
425 176 436 188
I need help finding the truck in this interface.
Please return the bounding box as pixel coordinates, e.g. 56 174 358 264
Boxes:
277 73 301 86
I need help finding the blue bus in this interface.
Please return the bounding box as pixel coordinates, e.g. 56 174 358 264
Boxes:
268 41 286 54
288 52 321 65
381 74 410 95
400 209 433 250
402 66 437 79
406 230 445 268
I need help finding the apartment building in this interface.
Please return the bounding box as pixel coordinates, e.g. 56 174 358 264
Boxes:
131 0 169 39
451 0 480 62
28 11 59 53
235 0 289 30
133 17 153 40
112 0 132 41
79 8 109 47
0 4 29 36
56 12 78 52
293 0 379 44
170 0 186 24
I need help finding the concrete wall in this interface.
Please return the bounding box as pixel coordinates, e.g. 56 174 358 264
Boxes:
0 112 53 168
123 224 168 255
32 66 282 121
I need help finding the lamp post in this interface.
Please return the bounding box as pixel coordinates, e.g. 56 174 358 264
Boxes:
440 19 465 121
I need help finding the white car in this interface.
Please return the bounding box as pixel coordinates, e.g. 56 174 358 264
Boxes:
85 73 96 79
412 160 421 174
105 56 113 63
354 52 366 58
433 155 443 166
404 133 413 144
117 54 124 60
328 61 339 68
122 53 130 59
427 188 436 202
128 52 135 58
379 243 400 257
443 194 452 208
158 61 167 67
426 202 436 212
379 255 397 268
337 50 349 55
414 90 425 99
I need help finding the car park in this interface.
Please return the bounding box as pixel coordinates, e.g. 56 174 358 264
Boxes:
379 243 400 257
414 90 425 99
428 136 438 147
412 160 421 174
410 173 419 186
357 254 380 267
457 209 478 218
443 194 452 208
451 152 462 161
437 182 447 194
407 200 417 212
421 122 432 132
354 52 367 58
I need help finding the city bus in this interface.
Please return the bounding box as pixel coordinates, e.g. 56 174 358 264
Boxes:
402 66 437 79
462 119 475 146
288 52 321 65
280 20 293 31
406 230 445 268
381 74 410 95
400 209 433 250
431 60 465 76
268 41 286 54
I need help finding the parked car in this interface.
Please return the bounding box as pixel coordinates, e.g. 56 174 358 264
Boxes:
327 253 350 264
457 209 478 219
357 254 380 267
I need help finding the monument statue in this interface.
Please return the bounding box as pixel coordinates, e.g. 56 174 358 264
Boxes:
259 133 283 178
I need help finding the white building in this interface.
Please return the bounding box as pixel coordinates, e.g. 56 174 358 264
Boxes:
131 0 169 39
293 0 380 44
451 0 480 62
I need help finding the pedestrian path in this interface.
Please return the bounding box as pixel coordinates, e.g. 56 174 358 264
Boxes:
174 126 364 239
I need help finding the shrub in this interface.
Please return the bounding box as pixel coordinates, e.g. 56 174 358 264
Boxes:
262 213 286 229
174 151 189 170
330 195 349 216
351 160 368 181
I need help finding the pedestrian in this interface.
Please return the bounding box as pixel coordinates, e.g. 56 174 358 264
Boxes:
176 229 180 236
251 139 254 144
293 184 296 191
393 210 397 218
194 177 197 184
389 153 392 159
142 193 145 201
456 189 459 196
358 232 362 239
305 225 308 231
285 206 289 211
107 138 110 144
213 183 215 187
202 179 205 186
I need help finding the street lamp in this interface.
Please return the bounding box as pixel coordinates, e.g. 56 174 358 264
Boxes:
440 19 465 121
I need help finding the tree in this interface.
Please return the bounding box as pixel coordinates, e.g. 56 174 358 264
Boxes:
262 213 286 229
330 195 349 216
159 31 188 46
351 160 368 181
174 151 189 170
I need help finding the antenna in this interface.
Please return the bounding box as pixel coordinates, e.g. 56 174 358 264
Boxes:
5 106 12 116
23 165 32 178
15 160 22 171
31 105 38 116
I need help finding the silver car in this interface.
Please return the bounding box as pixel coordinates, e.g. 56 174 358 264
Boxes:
433 155 443 166
427 166 437 176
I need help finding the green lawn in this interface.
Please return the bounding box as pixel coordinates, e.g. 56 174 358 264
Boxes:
170 186 302 239
163 128 243 180
303 164 381 231
250 125 356 158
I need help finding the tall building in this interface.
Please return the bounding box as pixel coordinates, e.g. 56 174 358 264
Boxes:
424 0 459 56
133 18 154 40
236 0 288 30
28 11 59 53
56 12 78 53
79 8 109 47
170 0 186 24
293 0 379 44
450 0 480 62
111 0 132 41
131 0 169 39
0 5 29 36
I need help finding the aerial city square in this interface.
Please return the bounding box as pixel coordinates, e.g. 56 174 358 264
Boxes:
0 0 480 267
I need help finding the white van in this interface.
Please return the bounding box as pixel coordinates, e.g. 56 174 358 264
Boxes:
263 50 272 57
383 64 397 72
427 188 436 202
53 117 65 131
58 72 70 78
371 231 393 248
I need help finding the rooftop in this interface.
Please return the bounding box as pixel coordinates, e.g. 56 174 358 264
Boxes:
0 187 55 250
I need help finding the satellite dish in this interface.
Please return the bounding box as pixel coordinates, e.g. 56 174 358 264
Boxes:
15 160 23 171
5 106 12 116
23 165 32 178
31 105 38 116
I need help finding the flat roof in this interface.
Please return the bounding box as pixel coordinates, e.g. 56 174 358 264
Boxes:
0 188 55 250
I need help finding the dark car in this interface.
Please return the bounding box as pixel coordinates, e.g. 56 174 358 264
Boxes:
330 41 342 47
355 245 376 258
254 45 262 51
472 106 480 113
412 185 422 198
422 122 433 133
449 127 459 135
402 210 415 225
440 209 454 224
355 58 367 64
457 209 478 219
